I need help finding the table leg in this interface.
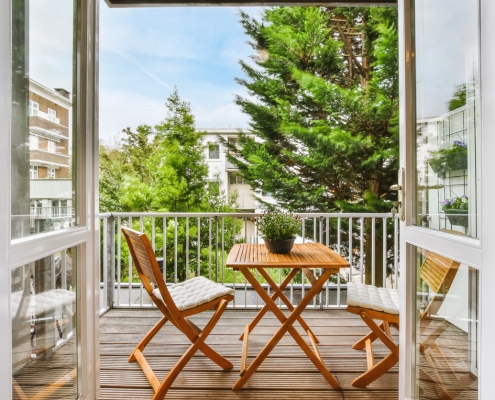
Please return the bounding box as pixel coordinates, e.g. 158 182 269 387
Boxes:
239 268 319 343
233 268 341 391
256 268 320 343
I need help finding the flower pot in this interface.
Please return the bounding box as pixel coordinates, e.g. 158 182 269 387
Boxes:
443 209 468 227
429 151 468 178
264 238 295 254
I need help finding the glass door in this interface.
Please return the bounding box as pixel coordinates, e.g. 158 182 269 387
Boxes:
399 0 481 398
4 0 99 398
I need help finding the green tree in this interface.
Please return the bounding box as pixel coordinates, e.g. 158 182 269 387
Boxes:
231 7 399 284
99 88 242 282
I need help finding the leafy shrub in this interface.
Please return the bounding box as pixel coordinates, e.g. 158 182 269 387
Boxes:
255 212 302 240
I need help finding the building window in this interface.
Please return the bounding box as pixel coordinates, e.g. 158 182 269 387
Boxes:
28 100 39 116
208 144 220 160
47 108 57 122
47 140 57 153
262 191 273 198
29 135 39 150
48 168 56 179
30 166 38 179
229 174 245 185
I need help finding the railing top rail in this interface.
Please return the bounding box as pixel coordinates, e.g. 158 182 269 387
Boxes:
99 212 394 219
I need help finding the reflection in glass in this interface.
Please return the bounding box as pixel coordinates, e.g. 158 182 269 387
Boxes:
414 247 478 399
11 247 78 398
414 0 479 238
11 0 77 239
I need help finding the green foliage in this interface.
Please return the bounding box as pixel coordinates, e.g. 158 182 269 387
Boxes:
99 87 242 282
230 7 399 285
441 195 468 211
427 141 468 178
231 6 399 213
447 83 467 112
255 212 302 240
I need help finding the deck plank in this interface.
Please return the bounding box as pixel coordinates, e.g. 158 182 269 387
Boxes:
98 309 397 399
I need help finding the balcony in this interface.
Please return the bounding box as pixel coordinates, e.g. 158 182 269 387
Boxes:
30 206 72 219
30 149 70 167
97 212 399 398
225 159 238 170
234 192 256 210
29 115 69 139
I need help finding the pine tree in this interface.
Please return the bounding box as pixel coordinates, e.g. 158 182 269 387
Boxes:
231 7 399 284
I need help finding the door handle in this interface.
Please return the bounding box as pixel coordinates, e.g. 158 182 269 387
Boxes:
390 168 405 221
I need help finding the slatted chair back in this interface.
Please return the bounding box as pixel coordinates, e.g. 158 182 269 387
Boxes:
122 227 180 317
419 251 460 318
420 251 460 294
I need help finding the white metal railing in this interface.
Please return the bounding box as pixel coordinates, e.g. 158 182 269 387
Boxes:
98 212 399 314
30 206 72 219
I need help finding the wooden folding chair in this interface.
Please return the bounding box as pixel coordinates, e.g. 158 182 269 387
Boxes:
346 251 460 389
122 227 235 399
417 252 462 400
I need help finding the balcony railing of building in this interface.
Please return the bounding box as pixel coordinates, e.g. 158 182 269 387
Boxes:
30 206 72 219
30 149 70 167
98 212 399 314
30 110 62 126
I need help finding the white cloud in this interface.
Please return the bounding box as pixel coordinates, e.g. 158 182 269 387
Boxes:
99 90 166 144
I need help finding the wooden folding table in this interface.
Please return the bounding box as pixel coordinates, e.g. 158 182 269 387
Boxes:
226 243 350 390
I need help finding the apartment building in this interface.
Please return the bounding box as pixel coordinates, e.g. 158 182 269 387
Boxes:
201 128 277 213
28 79 73 233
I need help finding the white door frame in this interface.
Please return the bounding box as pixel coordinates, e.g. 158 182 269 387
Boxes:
0 0 100 398
398 0 495 398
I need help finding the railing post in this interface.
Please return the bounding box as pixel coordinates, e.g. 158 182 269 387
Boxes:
106 214 115 309
215 216 219 283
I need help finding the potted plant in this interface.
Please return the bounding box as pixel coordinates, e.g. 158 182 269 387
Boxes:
255 211 302 254
441 195 469 227
428 140 468 178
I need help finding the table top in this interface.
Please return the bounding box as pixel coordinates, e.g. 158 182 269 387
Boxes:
227 243 350 269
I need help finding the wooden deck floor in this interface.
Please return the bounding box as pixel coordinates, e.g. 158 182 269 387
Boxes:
98 308 399 399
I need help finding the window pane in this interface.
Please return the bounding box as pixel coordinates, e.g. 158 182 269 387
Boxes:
12 246 78 398
11 0 77 239
414 0 479 238
413 246 478 399
208 144 220 159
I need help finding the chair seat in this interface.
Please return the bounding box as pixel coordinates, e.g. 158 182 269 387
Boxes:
347 282 400 315
153 276 235 311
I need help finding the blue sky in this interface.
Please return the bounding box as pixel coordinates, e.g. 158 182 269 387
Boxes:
99 4 264 144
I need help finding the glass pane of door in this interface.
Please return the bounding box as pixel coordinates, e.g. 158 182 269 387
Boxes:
413 245 478 399
11 246 78 398
11 0 77 239
414 0 479 238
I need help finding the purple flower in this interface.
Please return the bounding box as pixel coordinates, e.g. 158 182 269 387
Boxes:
441 199 450 207
453 140 467 149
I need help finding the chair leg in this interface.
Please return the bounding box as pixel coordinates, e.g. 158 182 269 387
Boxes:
351 311 399 388
352 322 385 350
185 317 234 370
153 299 231 400
129 315 168 362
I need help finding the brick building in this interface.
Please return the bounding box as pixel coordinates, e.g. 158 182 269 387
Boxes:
29 79 73 233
